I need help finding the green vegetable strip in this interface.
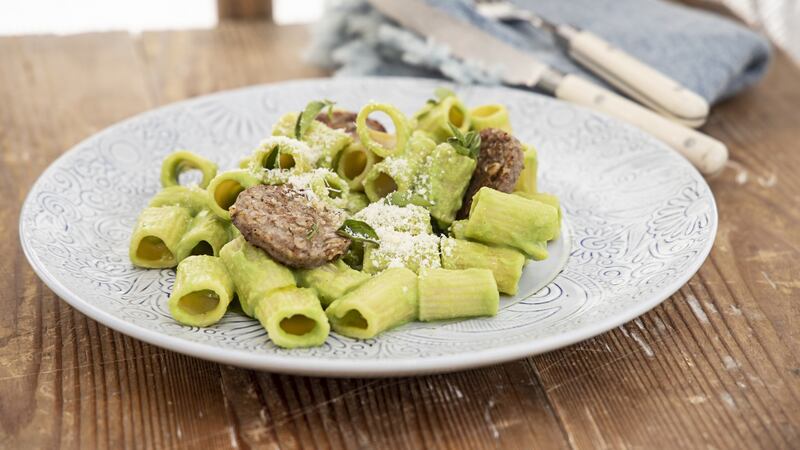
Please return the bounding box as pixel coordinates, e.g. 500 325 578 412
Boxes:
418 268 499 321
356 102 411 158
514 191 562 239
427 143 477 226
175 210 232 262
129 206 192 269
148 185 209 216
469 104 512 133
255 287 330 349
218 237 295 317
160 150 218 189
205 169 261 220
514 144 538 195
168 255 235 327
440 238 526 295
465 187 559 260
272 112 352 168
326 267 418 339
295 260 371 306
335 142 381 191
413 95 471 143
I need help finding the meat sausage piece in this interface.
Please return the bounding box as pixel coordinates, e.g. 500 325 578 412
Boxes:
230 184 350 268
457 128 524 220
315 110 386 137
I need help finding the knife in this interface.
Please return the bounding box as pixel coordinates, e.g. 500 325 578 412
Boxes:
475 1 710 128
367 0 728 175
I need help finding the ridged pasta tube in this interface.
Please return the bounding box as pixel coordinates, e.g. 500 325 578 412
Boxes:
272 112 352 168
295 259 371 306
326 267 418 339
206 169 261 220
168 255 235 327
440 237 526 295
129 206 192 268
362 156 416 202
247 136 318 172
514 191 562 239
418 268 499 321
175 210 232 262
469 104 512 133
160 150 218 189
405 131 438 167
219 237 295 317
345 192 369 214
286 169 350 209
255 287 330 349
448 220 467 240
414 96 471 142
335 142 381 191
148 185 209 216
514 144 538 195
426 143 477 226
464 187 558 260
356 102 411 158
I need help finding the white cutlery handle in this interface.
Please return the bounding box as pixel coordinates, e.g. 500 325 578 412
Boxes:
566 29 710 128
554 74 727 175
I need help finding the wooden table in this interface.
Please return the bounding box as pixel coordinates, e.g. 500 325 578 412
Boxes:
2 15 799 450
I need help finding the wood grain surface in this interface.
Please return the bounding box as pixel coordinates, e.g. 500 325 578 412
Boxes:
1 18 798 450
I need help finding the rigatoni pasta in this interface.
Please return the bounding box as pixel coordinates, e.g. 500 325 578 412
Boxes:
418 268 499 321
326 267 418 339
469 104 512 133
168 255 235 327
130 206 192 268
464 187 559 260
175 210 232 261
160 150 218 189
206 169 261 220
219 236 295 317
255 287 330 348
440 238 526 295
128 90 564 349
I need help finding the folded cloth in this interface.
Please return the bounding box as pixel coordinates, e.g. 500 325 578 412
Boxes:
307 0 771 103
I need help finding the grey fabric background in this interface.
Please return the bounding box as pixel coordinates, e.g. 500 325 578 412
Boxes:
308 0 772 103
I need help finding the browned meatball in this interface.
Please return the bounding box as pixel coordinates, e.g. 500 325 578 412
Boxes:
315 110 386 137
230 184 350 268
457 128 524 219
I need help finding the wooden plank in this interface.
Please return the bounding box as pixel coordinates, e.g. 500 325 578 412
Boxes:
529 49 800 449
1 18 798 450
217 0 272 20
137 24 572 450
0 32 235 449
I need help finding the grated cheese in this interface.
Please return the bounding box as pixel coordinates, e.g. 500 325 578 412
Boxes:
354 199 431 235
355 200 442 272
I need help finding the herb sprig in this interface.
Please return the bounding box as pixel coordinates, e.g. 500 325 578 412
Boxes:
295 99 336 139
336 219 380 246
447 123 481 159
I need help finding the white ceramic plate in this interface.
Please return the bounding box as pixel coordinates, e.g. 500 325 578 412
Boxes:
19 78 717 377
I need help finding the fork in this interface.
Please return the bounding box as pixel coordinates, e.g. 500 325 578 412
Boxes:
474 0 710 128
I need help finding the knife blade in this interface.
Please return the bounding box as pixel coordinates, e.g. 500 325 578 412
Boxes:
366 0 729 175
367 0 553 88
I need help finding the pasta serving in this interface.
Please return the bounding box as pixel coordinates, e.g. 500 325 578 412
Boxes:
129 89 562 348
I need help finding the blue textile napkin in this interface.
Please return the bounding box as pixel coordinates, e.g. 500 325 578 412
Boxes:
307 0 772 103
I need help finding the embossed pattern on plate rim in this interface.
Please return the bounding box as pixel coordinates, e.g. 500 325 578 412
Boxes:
18 77 718 377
